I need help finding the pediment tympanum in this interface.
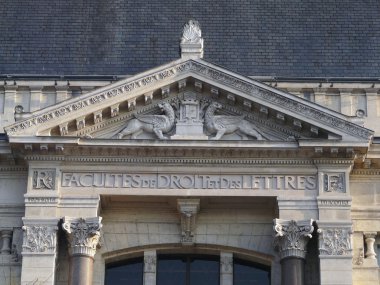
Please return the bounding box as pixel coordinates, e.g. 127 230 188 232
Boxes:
4 58 373 144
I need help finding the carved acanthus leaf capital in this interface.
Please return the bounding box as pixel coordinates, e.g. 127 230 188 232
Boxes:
22 225 58 254
62 217 102 258
273 219 314 259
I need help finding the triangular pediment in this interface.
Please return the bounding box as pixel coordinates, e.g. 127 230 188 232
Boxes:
5 58 373 145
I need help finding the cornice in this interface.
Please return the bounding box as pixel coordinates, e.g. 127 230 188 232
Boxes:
24 155 315 166
5 59 373 141
351 169 380 176
0 166 28 172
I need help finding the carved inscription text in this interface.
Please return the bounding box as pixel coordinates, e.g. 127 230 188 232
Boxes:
61 172 317 190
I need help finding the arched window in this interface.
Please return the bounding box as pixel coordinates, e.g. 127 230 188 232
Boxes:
105 254 270 285
157 255 219 285
105 257 143 285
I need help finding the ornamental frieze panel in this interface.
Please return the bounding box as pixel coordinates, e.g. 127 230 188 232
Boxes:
22 225 58 254
318 228 352 256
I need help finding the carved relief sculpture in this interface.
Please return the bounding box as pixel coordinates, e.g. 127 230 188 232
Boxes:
117 102 175 139
62 217 102 258
22 225 57 253
323 173 345 193
33 169 56 190
205 102 265 140
319 228 352 256
177 199 200 245
273 219 314 259
144 254 157 273
181 20 202 44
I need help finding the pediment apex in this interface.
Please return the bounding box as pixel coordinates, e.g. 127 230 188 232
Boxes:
5 58 373 143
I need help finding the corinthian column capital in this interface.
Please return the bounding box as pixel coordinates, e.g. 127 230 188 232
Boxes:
62 217 102 258
273 219 314 259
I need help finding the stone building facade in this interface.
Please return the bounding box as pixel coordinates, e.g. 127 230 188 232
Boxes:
1 2 380 285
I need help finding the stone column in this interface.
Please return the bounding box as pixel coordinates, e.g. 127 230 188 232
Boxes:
20 219 59 285
62 217 102 285
143 250 157 285
273 219 314 285
364 232 377 260
220 252 233 285
0 229 13 254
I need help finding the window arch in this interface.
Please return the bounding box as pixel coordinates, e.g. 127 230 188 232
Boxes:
105 253 270 285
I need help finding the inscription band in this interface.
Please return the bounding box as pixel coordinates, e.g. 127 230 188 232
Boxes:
61 172 317 190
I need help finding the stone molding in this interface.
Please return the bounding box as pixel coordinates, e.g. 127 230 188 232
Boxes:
22 225 57 254
273 219 314 259
62 217 102 258
5 60 372 141
318 227 352 256
25 154 318 165
317 198 351 207
177 199 200 245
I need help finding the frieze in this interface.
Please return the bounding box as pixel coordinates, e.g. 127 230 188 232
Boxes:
32 169 56 190
61 172 317 190
22 225 57 253
5 60 373 141
319 228 352 256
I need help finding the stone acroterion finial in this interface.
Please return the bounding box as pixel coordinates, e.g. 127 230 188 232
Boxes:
180 20 204 59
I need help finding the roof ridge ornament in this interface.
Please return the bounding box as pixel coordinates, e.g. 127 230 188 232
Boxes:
180 20 204 59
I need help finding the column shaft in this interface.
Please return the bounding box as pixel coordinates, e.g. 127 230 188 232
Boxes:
69 255 94 285
281 257 305 285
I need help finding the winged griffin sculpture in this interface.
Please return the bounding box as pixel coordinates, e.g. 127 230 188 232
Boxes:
117 102 175 139
205 102 264 140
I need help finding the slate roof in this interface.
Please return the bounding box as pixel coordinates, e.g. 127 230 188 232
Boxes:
1 0 380 77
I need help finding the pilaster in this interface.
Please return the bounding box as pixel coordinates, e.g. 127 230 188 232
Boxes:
316 160 354 285
220 252 233 285
20 218 59 285
143 250 156 285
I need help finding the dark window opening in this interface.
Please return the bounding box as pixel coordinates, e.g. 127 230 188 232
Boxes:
105 257 143 285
